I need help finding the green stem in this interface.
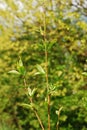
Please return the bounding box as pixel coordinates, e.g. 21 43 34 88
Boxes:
29 98 45 130
43 1 51 129
44 44 51 130
23 77 44 130
56 107 63 130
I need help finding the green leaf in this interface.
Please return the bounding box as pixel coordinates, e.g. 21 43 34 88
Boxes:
17 58 26 76
19 103 35 110
18 58 23 67
28 87 36 97
48 41 56 50
8 70 20 75
82 72 87 76
36 64 45 75
60 115 67 121
40 26 44 35
56 107 63 115
34 72 41 75
18 66 26 76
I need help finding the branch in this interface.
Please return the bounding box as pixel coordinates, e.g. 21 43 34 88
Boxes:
23 77 45 130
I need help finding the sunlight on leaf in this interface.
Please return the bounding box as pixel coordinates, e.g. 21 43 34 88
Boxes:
36 64 45 75
8 70 20 75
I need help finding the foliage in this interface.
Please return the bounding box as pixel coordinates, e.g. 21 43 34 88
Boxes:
0 0 87 130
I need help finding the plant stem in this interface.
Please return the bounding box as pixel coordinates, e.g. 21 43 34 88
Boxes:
23 77 45 130
43 1 51 130
34 110 45 130
29 98 45 130
44 43 51 130
56 107 63 130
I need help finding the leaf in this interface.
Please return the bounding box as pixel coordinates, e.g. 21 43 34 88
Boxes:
40 26 44 35
82 72 87 76
8 70 20 75
17 58 26 76
36 64 45 75
18 66 26 76
60 115 67 121
18 58 24 67
55 110 59 115
56 107 63 115
34 72 41 75
18 103 34 110
28 87 36 96
28 87 32 96
48 41 56 50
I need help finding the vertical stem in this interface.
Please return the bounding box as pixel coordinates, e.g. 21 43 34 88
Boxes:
45 43 51 130
56 107 63 130
47 94 51 130
30 98 45 130
43 1 51 130
23 77 45 130
34 110 45 130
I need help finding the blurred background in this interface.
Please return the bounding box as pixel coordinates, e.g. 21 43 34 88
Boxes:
0 0 87 130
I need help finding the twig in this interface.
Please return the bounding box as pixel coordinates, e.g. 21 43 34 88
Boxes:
29 98 45 130
23 77 45 130
43 1 51 130
56 107 63 130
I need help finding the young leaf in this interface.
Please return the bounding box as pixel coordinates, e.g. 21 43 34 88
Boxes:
8 70 20 75
82 72 87 76
34 72 41 75
28 87 32 96
55 107 63 115
18 103 34 110
17 58 26 76
40 26 44 36
36 64 45 75
28 87 36 97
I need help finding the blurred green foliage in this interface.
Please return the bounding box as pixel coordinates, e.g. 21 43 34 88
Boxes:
0 0 87 130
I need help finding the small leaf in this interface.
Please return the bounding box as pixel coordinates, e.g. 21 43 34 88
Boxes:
56 107 63 115
82 72 87 76
60 115 67 121
17 58 26 75
34 72 41 75
36 64 45 75
48 41 56 50
40 26 44 35
8 70 20 75
18 58 23 67
55 110 59 115
28 87 36 97
19 66 26 75
32 88 36 96
18 103 34 110
28 87 32 96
